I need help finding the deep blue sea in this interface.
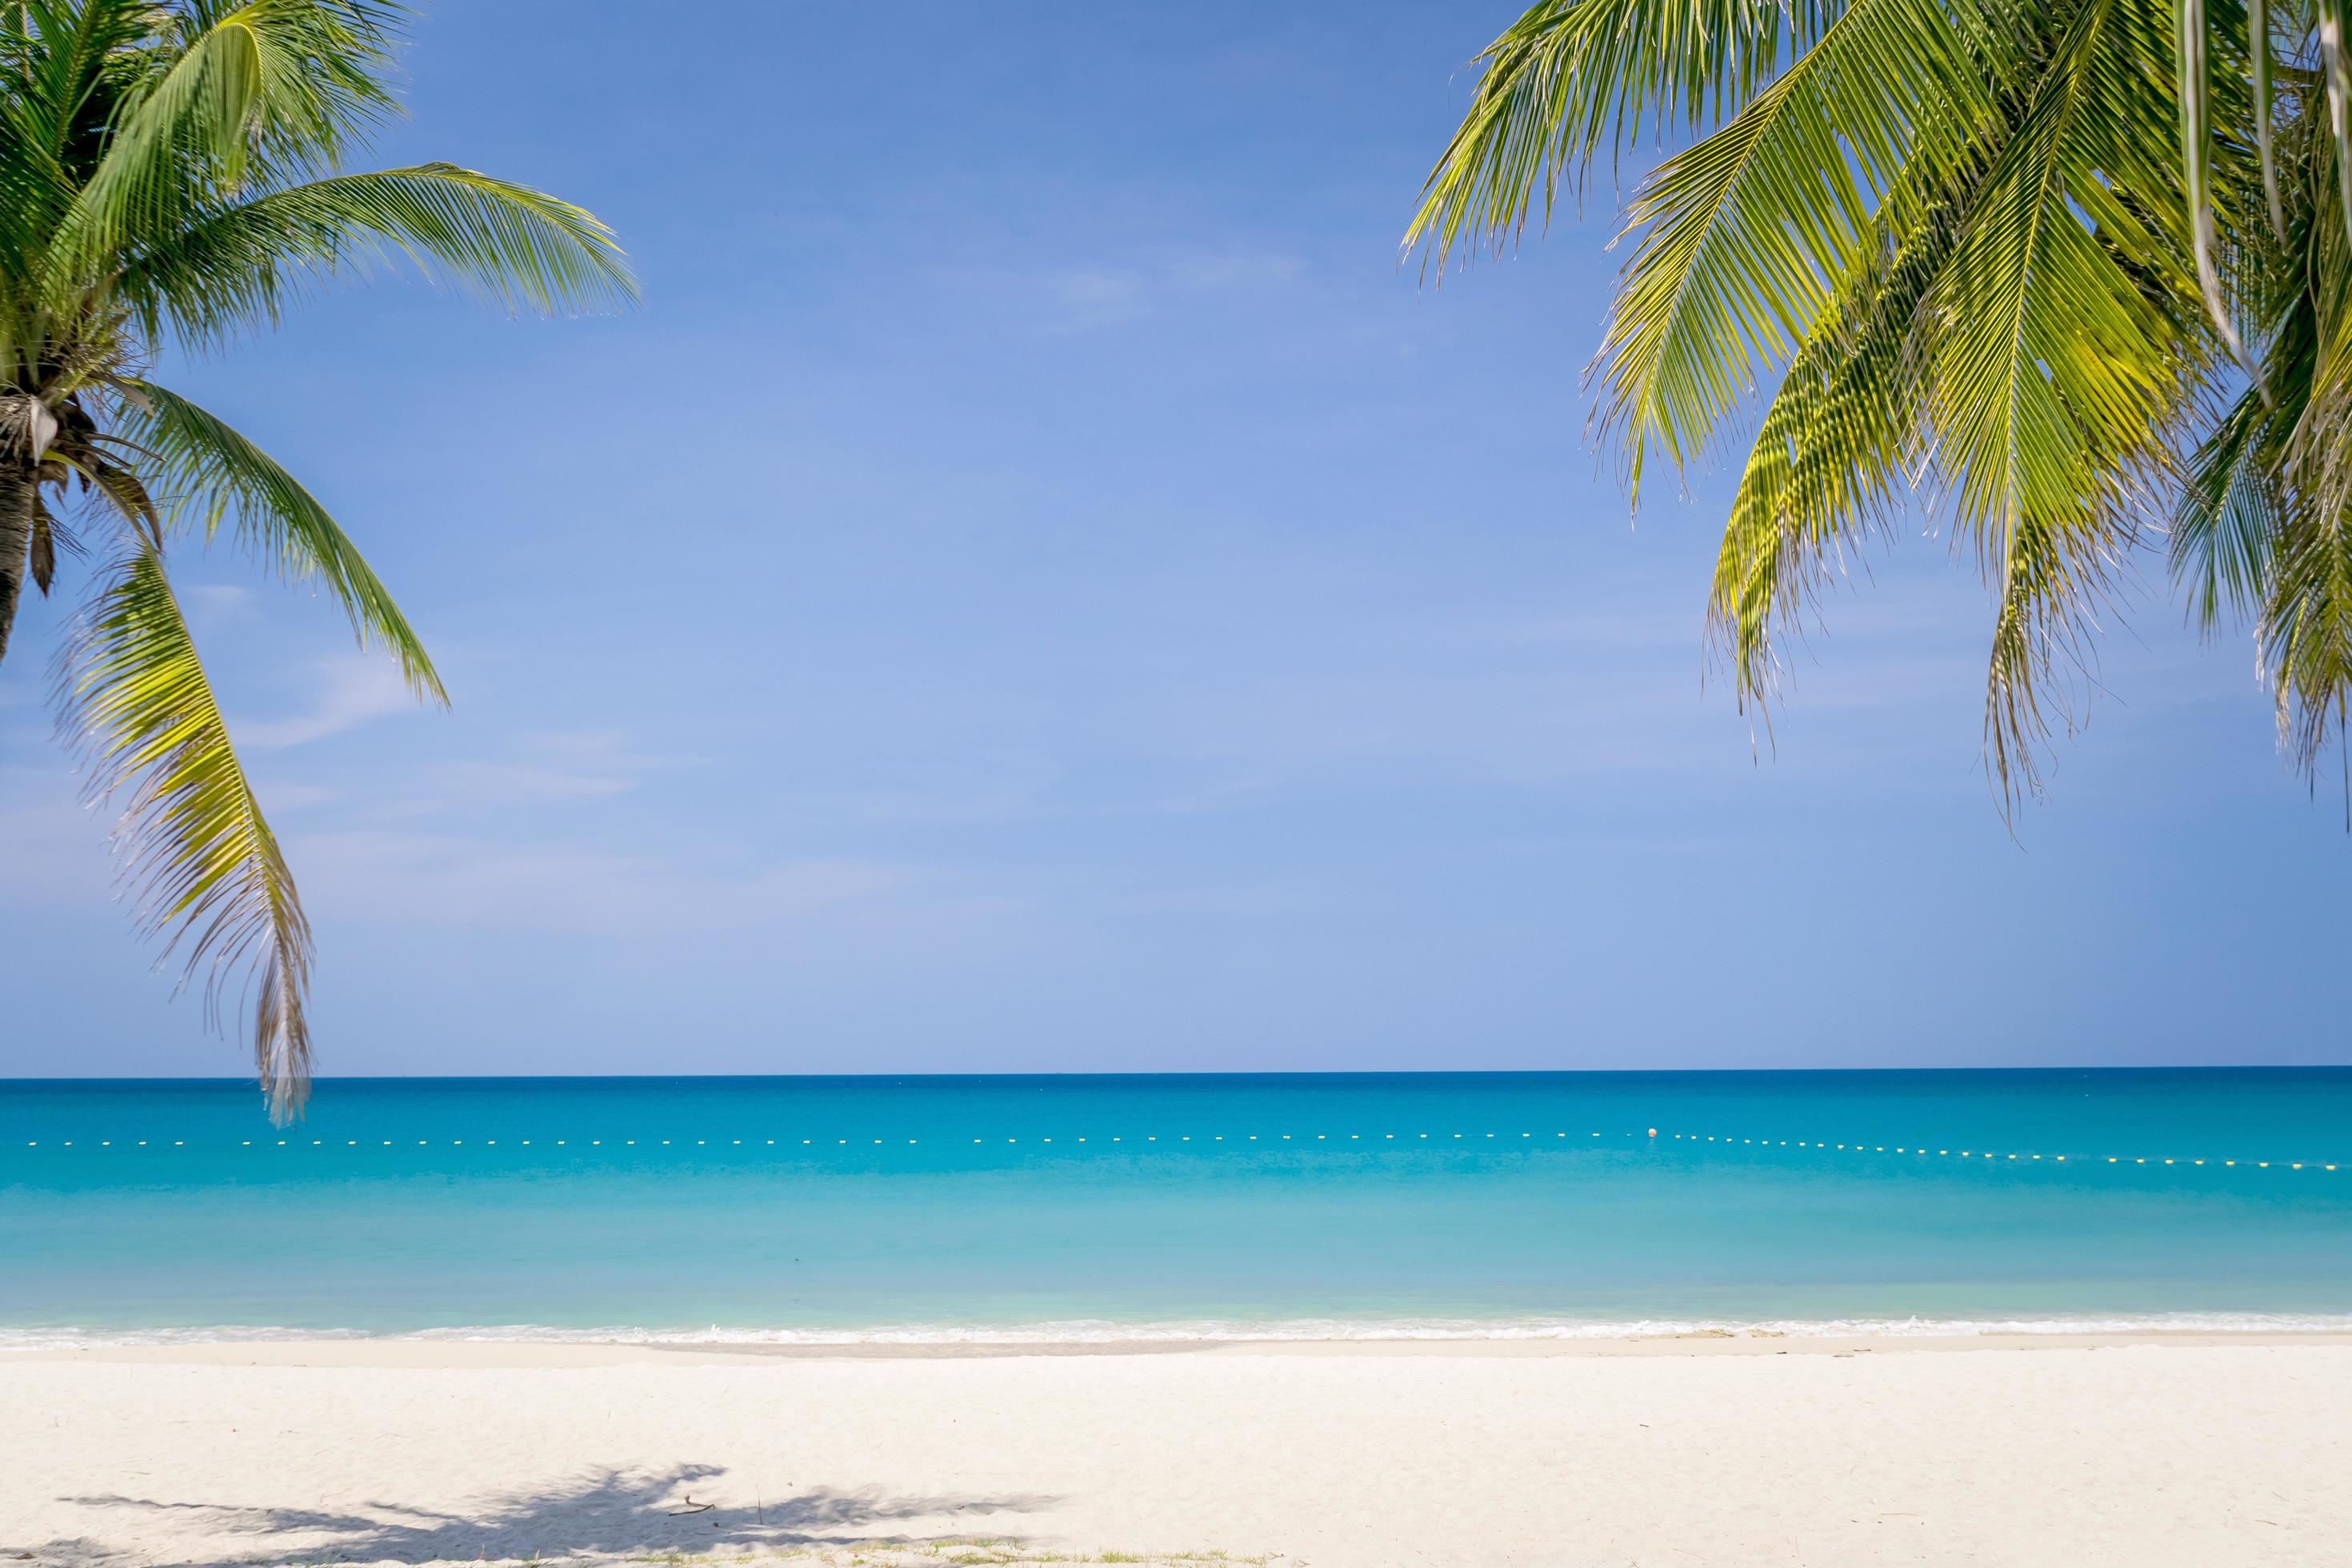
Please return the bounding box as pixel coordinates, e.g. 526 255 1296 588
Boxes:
3 1070 2348 1345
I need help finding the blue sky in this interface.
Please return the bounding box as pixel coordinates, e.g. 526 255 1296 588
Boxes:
2 0 2346 1080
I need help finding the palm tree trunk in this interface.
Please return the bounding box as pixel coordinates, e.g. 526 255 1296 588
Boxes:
0 458 34 670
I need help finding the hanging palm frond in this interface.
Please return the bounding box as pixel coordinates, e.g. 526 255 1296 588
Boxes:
1416 0 2352 804
56 543 314 1121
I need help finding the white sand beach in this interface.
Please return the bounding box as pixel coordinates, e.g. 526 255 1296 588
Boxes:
4 1335 2347 1568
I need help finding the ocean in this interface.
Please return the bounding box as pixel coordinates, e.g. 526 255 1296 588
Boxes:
3 1070 2347 1345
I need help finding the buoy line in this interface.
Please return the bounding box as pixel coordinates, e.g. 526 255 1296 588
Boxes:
6 1130 2339 1170
1661 1132 2338 1170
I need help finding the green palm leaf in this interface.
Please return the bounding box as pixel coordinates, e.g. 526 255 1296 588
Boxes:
1929 0 2189 796
2177 381 2290 632
43 2 266 283
56 542 314 1122
1406 0 1845 274
1707 155 1983 708
44 1 402 295
113 376 445 700
2264 499 2352 775
126 163 638 345
1595 0 1979 490
1417 0 2352 799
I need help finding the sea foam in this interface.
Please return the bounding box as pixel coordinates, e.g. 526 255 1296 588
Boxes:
9 1311 2352 1350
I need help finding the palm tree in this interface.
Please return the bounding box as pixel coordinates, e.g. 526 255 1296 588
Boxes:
1408 0 2352 808
0 1 632 1119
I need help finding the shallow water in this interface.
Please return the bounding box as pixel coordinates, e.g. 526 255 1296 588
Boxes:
3 1070 2347 1342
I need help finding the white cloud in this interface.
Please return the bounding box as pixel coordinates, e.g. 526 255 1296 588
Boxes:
1049 266 1150 327
182 582 255 620
429 759 639 802
417 728 698 806
1170 253 1306 290
1011 250 1308 331
239 655 422 749
257 782 340 811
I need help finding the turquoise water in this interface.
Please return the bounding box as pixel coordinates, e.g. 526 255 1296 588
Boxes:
3 1070 2348 1343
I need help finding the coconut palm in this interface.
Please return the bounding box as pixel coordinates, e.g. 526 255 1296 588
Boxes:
0 0 632 1118
1409 0 2352 806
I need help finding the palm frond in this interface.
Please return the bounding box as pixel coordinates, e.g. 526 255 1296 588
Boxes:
1414 0 2352 806
2320 0 2352 242
2285 124 2352 518
2256 110 2352 782
46 1 408 298
1406 0 1845 273
183 0 404 178
1929 0 2190 800
55 542 314 1122
114 375 445 701
1594 0 1982 492
2178 381 2289 630
2250 0 2286 240
0 0 142 281
1706 146 1989 706
2262 499 2352 775
45 2 267 282
126 162 638 344
2178 0 2255 367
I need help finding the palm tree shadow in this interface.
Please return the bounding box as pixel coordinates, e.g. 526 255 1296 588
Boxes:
13 1464 1061 1566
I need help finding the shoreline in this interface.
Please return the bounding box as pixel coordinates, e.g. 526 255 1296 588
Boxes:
11 1326 2352 1366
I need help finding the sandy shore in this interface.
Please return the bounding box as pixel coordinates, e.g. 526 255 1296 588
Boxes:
6 1336 2348 1566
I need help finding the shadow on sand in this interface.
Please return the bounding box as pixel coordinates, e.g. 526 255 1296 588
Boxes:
6 1463 1062 1566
